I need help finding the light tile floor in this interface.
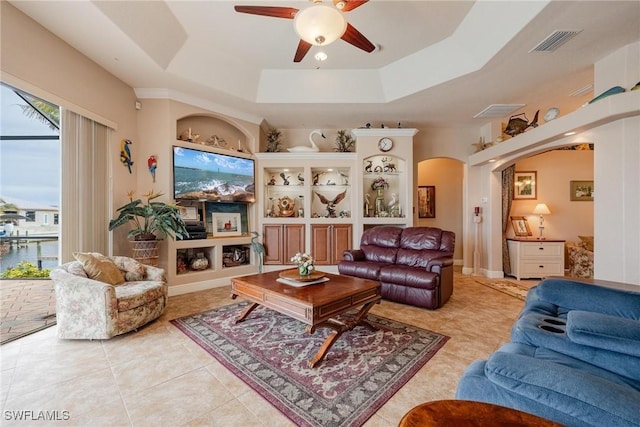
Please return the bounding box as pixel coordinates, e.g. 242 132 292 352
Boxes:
0 273 537 426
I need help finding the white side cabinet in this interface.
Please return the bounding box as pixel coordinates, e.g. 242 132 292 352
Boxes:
507 239 565 280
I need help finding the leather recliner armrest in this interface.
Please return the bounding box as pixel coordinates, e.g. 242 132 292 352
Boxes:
343 249 364 262
427 256 454 271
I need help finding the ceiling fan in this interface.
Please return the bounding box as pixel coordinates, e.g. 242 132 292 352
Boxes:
234 0 375 62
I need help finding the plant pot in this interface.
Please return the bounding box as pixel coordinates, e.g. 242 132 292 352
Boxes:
135 233 157 241
129 240 159 266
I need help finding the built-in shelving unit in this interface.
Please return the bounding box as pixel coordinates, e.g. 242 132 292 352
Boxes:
156 113 258 289
255 129 417 269
352 128 417 234
469 91 640 166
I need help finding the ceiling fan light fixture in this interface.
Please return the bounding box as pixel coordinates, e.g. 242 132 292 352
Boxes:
315 51 328 61
294 4 347 46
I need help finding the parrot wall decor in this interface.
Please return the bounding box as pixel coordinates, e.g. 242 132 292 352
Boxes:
148 155 158 182
120 139 134 173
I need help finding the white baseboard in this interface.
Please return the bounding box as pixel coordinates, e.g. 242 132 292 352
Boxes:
167 277 231 296
459 267 505 278
485 269 505 279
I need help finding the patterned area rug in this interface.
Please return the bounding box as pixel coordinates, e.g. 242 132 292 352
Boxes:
475 279 530 301
171 302 449 427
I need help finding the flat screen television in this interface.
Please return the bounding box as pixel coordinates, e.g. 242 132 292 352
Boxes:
173 146 255 203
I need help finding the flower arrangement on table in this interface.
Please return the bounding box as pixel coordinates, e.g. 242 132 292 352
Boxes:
371 177 389 191
291 252 315 276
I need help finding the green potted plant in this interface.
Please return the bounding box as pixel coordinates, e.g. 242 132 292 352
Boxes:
265 127 282 152
334 129 355 152
109 190 188 240
109 190 189 264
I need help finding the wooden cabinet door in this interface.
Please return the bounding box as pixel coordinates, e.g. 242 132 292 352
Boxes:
263 224 305 265
331 224 352 264
311 224 332 265
311 224 352 265
263 224 283 264
283 224 305 264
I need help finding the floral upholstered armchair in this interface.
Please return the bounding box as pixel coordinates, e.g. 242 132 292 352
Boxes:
566 236 594 278
50 253 167 339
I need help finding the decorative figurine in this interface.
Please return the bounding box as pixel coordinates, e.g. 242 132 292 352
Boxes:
364 194 371 217
382 157 397 172
287 129 323 152
504 110 539 137
279 172 290 185
120 139 134 173
250 231 266 273
205 135 226 147
147 155 157 182
364 160 373 173
314 190 347 218
472 137 486 153
277 196 295 217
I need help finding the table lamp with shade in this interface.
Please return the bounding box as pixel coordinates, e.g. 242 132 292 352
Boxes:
533 203 551 239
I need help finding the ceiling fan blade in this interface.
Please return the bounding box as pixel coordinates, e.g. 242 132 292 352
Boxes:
234 6 298 19
294 40 312 62
337 0 369 12
341 23 375 53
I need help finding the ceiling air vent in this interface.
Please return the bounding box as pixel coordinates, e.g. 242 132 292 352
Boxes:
569 84 594 97
529 29 582 52
473 104 525 119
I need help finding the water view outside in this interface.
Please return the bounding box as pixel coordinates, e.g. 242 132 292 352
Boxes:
1 84 60 276
0 240 59 273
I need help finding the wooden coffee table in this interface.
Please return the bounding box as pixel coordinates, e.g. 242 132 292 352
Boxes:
230 269 382 367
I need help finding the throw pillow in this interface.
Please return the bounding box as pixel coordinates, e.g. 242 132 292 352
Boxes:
112 256 146 281
578 235 594 252
66 261 88 278
72 252 125 285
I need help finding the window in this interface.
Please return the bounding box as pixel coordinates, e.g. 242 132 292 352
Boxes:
25 211 36 222
43 214 49 225
54 214 59 225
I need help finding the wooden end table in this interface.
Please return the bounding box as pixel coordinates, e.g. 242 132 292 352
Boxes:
230 269 381 367
398 400 563 427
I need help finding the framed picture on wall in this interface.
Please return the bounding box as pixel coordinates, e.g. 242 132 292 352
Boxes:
178 206 198 221
212 213 242 237
514 171 537 200
510 216 532 237
418 186 436 218
570 180 594 201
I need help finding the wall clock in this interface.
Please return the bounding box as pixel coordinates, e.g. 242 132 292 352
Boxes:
378 137 393 152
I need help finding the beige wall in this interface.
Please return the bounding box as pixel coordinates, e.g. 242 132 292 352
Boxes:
417 158 464 262
510 149 594 243
1 2 139 255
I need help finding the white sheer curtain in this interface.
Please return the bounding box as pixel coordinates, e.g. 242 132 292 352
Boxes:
59 109 110 262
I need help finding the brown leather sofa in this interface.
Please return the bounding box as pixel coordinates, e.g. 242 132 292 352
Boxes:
338 226 455 309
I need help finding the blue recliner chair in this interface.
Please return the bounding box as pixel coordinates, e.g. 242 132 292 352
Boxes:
456 277 640 427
